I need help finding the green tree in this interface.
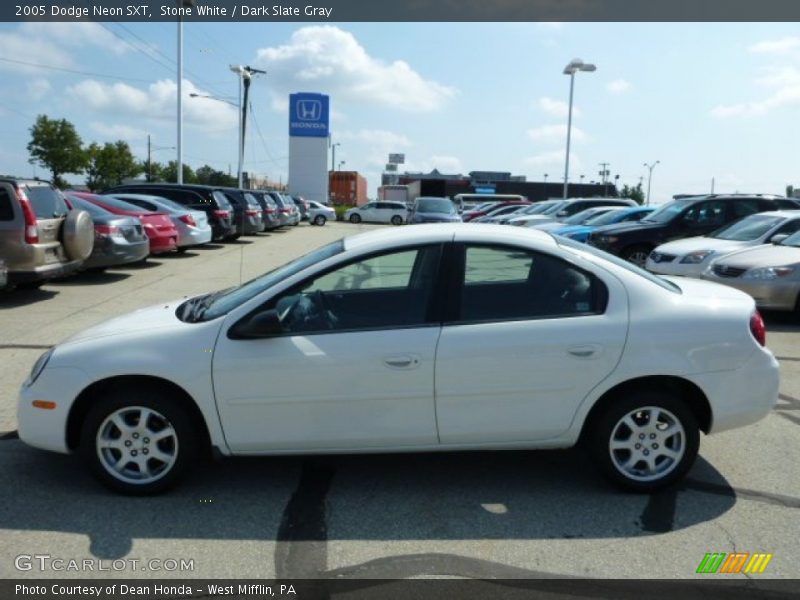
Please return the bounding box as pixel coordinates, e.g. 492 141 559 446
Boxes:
787 185 795 198
27 115 88 188
160 161 197 184
85 141 141 191
620 183 646 205
195 164 237 187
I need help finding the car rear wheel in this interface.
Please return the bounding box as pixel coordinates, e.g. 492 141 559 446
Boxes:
314 215 327 226
80 388 197 495
588 390 699 492
621 245 652 268
390 215 404 226
349 214 362 224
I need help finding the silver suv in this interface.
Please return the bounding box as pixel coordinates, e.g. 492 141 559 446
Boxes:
0 178 94 289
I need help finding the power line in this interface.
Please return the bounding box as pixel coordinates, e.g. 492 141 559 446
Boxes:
0 57 156 84
249 104 289 168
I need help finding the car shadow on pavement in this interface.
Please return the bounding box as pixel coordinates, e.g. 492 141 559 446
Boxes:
113 260 164 270
159 251 199 259
0 441 738 561
48 271 131 286
0 288 59 307
761 310 800 333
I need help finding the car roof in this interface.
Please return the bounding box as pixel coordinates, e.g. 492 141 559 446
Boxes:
343 223 557 253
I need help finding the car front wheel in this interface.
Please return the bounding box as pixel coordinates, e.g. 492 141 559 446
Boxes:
314 215 327 226
349 214 362 224
390 215 404 226
588 391 699 492
80 388 197 495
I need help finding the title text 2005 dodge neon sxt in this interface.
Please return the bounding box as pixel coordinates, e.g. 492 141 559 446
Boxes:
18 224 779 494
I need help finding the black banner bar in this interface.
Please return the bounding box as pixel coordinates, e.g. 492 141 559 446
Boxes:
6 0 800 23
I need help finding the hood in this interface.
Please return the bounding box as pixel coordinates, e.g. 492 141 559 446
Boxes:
712 244 800 270
61 299 189 346
592 221 661 235
554 225 591 236
653 236 747 256
530 221 564 232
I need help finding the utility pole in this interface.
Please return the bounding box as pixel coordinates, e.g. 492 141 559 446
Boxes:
230 64 266 189
147 134 151 182
643 160 660 205
598 162 610 196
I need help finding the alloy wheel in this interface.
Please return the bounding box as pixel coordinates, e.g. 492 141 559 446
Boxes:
608 406 685 482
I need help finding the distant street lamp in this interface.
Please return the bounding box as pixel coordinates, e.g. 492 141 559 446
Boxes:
644 160 660 205
338 160 346 171
562 58 596 199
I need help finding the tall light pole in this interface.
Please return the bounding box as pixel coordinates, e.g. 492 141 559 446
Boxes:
644 160 660 205
177 0 196 184
331 142 340 172
229 65 266 189
562 58 596 199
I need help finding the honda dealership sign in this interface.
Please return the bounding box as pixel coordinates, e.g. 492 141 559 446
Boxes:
288 92 330 203
289 93 329 138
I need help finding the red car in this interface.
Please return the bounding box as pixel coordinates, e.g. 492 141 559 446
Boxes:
73 193 178 255
461 200 531 222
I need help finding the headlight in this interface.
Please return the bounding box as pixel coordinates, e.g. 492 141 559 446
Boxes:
24 348 53 387
599 236 618 244
742 266 794 280
680 250 714 264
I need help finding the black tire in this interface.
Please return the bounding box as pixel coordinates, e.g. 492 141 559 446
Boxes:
175 247 188 254
587 390 700 493
621 245 652 268
225 234 242 242
80 387 198 495
390 215 404 226
16 281 45 290
349 214 362 224
314 215 326 226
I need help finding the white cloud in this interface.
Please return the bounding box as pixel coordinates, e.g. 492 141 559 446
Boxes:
89 122 149 141
527 124 587 144
338 129 412 149
254 26 457 112
606 79 633 94
68 79 239 131
522 150 578 170
26 78 51 101
0 23 127 74
536 96 580 118
712 65 800 118
748 36 800 55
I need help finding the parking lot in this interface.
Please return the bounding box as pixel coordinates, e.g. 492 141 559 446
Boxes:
0 221 798 581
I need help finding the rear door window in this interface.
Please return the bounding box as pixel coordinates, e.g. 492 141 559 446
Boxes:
23 184 68 219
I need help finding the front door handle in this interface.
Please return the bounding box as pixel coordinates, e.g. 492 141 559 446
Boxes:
567 344 602 359
383 354 421 369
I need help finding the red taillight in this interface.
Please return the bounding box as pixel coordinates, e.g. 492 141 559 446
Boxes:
213 210 230 219
245 209 259 217
16 187 39 244
750 310 766 347
95 225 121 237
266 208 276 214
279 208 290 213
178 214 196 227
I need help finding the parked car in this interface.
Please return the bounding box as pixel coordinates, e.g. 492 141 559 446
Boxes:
345 201 408 225
588 195 792 267
510 198 637 228
104 184 236 241
109 194 213 251
249 191 281 230
555 206 655 242
72 193 178 255
0 177 93 289
281 194 302 226
409 197 461 224
18 224 778 495
647 211 800 277
527 206 623 233
461 200 530 222
472 203 533 223
702 230 800 312
482 200 564 224
507 201 575 227
291 195 310 221
307 201 336 226
220 189 263 235
261 192 290 227
65 196 149 269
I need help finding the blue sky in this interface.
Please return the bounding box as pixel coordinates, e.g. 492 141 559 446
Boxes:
1 21 799 202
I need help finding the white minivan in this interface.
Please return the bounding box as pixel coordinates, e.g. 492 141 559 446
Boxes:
345 201 408 225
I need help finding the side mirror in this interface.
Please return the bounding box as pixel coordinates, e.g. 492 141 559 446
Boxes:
771 234 789 245
229 309 283 339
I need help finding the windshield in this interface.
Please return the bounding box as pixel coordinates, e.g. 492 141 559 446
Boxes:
183 239 345 322
780 230 800 247
585 209 641 227
68 195 110 217
557 236 681 293
710 215 783 241
641 199 692 223
244 193 261 208
542 201 568 215
563 208 615 225
25 184 68 218
153 196 191 213
89 195 148 213
212 191 233 210
416 198 455 214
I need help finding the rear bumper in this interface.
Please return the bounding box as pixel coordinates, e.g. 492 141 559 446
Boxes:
211 221 235 241
178 226 213 247
83 238 149 268
8 259 83 283
147 234 178 254
242 218 265 235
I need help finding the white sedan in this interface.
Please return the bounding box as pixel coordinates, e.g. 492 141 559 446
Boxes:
18 224 779 494
345 201 408 225
647 211 800 277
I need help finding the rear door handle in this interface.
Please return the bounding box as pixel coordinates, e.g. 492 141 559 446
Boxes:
383 354 421 369
567 344 602 358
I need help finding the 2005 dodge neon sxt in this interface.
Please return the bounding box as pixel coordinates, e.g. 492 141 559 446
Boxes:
18 224 779 494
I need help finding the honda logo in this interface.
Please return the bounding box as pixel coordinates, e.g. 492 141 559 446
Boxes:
296 100 322 121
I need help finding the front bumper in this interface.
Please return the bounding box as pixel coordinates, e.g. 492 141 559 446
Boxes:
700 273 800 311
